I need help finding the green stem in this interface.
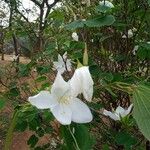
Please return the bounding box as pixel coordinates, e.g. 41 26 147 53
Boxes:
68 125 80 150
4 110 18 150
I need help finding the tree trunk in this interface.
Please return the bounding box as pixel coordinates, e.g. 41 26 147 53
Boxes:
0 28 5 60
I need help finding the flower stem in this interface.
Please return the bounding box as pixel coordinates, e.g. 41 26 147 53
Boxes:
68 125 80 150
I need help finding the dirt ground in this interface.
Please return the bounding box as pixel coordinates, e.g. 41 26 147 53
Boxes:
11 131 51 150
0 54 31 64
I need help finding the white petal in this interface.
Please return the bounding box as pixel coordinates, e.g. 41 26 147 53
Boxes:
80 67 94 101
70 69 82 97
53 61 60 69
99 0 114 8
72 32 79 41
103 109 120 121
128 30 133 38
58 54 64 64
28 91 58 109
53 61 65 74
122 34 127 38
69 98 93 123
115 106 125 115
51 104 72 125
78 67 94 101
70 66 94 101
53 55 66 74
57 66 66 74
66 59 72 71
63 52 67 60
122 104 133 117
51 72 70 99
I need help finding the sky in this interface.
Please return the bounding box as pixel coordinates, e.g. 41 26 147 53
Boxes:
0 0 61 27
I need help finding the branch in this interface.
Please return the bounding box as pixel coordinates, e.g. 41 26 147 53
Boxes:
16 9 29 22
30 0 41 7
43 0 61 29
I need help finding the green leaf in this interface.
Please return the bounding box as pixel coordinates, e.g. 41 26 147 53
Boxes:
9 87 20 97
85 15 115 27
65 20 84 30
15 121 28 132
61 126 74 150
28 118 40 131
102 144 110 150
36 76 47 82
61 124 95 150
115 131 137 149
0 98 5 110
36 127 45 137
27 134 39 148
40 82 50 90
133 84 150 140
104 73 114 81
137 43 150 60
74 124 95 150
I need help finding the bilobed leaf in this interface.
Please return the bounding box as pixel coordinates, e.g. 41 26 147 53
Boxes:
85 15 115 27
133 84 150 140
65 15 115 30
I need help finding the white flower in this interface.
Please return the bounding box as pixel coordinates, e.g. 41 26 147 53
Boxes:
12 55 19 61
53 52 72 74
132 45 139 55
82 19 86 21
103 104 133 121
122 28 137 38
99 0 114 8
70 66 94 102
28 72 93 125
147 41 150 44
72 32 79 41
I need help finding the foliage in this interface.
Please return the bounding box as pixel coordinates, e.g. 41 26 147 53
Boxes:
0 0 150 149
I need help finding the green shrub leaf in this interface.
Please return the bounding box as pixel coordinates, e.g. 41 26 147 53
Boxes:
133 84 150 140
85 15 115 27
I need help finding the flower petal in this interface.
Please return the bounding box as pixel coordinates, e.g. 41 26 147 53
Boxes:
115 106 125 115
99 0 114 8
70 69 82 97
51 104 72 125
28 91 58 109
69 98 93 123
70 66 93 101
103 109 120 121
72 32 79 41
53 54 66 74
58 54 64 64
122 104 133 117
51 72 70 99
66 59 72 71
63 52 67 60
